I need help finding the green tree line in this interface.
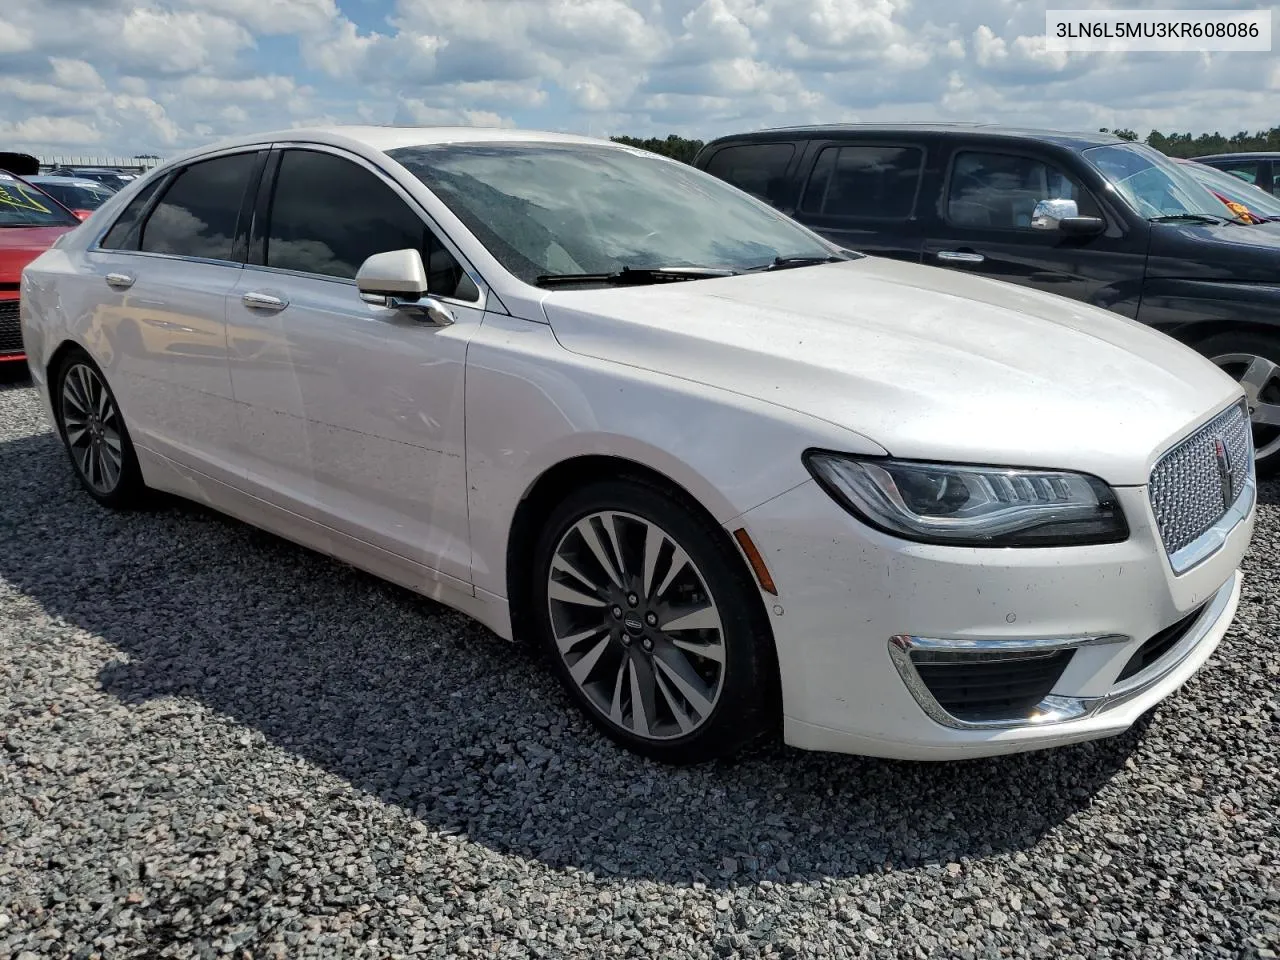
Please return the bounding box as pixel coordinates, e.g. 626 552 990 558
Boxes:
1101 127 1280 156
612 129 1280 164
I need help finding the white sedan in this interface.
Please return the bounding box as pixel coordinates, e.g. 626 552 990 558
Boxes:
21 127 1255 764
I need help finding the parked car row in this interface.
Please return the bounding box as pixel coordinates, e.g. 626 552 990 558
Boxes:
693 124 1280 473
20 125 1256 766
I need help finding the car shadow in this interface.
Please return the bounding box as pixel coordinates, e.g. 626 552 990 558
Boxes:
1256 478 1280 507
0 362 32 388
0 429 1149 886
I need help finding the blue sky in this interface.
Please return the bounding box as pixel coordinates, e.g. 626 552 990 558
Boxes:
1 0 1277 157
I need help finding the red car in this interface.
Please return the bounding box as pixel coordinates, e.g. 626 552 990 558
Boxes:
0 152 84 365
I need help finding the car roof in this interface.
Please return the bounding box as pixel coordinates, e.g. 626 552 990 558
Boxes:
1193 152 1280 161
155 125 643 171
703 122 1126 151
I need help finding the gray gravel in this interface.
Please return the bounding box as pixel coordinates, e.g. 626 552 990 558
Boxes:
2 373 1278 960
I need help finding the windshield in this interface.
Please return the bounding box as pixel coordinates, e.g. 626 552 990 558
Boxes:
387 142 837 284
0 173 78 227
1180 162 1280 219
37 180 115 210
1082 142 1231 220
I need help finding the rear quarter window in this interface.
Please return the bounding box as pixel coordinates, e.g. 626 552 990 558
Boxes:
702 143 795 207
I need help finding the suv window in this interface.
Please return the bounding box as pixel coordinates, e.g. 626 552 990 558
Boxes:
1210 160 1261 185
946 151 1101 229
99 177 165 250
265 149 477 301
138 154 258 260
800 145 922 219
703 143 795 206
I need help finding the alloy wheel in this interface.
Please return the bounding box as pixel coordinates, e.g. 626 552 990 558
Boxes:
61 362 125 495
1212 352 1280 461
546 510 726 741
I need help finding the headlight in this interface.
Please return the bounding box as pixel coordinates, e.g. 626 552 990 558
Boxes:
803 452 1128 547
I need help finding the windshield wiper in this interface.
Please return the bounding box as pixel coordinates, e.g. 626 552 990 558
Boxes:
535 265 739 288
760 254 851 271
1149 213 1245 226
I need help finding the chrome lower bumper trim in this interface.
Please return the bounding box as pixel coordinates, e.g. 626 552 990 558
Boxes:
888 571 1237 730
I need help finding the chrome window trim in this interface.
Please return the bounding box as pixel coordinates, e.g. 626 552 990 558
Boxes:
1166 473 1255 576
888 570 1236 730
261 141 493 311
85 248 248 271
87 144 268 253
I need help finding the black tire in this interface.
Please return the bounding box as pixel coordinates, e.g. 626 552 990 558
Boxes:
52 349 146 507
1195 330 1280 477
531 477 777 764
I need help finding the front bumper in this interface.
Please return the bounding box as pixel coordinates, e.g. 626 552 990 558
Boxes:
0 295 24 361
735 479 1253 761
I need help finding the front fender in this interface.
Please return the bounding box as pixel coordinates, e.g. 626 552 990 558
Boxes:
464 313 887 599
1138 279 1280 345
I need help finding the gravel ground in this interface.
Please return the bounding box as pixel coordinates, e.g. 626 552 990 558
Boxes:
2 373 1278 960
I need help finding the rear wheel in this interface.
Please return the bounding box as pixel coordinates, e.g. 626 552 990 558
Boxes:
53 350 144 506
1199 332 1280 476
532 478 776 764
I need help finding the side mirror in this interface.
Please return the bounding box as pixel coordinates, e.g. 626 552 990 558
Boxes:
72 209 93 221
1031 198 1105 237
1031 198 1078 230
356 249 454 326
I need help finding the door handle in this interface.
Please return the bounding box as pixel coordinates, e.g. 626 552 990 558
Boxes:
104 272 135 289
241 291 289 311
936 250 986 264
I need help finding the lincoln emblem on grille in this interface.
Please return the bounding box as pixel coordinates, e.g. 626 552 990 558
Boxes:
1213 437 1234 511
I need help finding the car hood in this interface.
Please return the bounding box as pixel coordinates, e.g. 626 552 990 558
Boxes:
1146 220 1280 283
540 257 1243 486
0 226 73 284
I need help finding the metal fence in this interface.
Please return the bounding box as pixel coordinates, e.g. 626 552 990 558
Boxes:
36 155 164 173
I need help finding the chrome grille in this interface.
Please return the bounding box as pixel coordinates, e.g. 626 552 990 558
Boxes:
1149 401 1253 556
0 300 22 356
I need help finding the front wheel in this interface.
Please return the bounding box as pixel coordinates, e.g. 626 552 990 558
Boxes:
1199 332 1280 476
532 479 777 764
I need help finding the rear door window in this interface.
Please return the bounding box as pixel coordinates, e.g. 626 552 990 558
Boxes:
800 145 923 219
702 143 796 206
945 151 1101 229
138 153 259 261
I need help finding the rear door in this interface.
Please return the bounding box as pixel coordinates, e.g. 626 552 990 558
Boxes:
922 143 1146 316
83 150 264 479
789 137 930 261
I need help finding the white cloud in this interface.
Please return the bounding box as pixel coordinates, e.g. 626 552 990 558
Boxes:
50 59 106 91
0 116 102 145
176 0 339 34
0 19 35 54
0 0 1275 157
115 8 255 75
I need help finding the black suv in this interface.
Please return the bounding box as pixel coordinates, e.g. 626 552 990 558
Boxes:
694 124 1280 471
